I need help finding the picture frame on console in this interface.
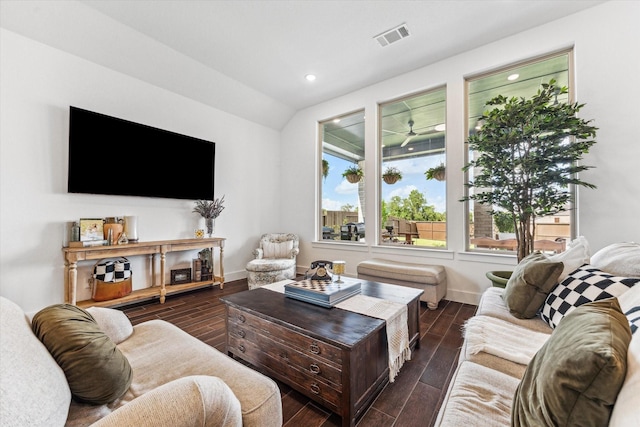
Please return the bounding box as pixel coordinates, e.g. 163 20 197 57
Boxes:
79 218 104 242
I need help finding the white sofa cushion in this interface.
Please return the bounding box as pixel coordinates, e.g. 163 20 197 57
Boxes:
591 242 640 278
87 306 134 344
0 297 71 427
548 235 591 282
610 286 640 427
434 361 519 427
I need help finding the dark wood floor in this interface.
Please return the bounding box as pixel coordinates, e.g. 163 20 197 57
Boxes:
121 278 477 427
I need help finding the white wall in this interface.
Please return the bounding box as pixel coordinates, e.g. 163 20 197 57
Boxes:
0 29 282 312
281 1 640 305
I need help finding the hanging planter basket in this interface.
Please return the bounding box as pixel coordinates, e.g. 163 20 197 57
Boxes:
383 175 400 185
425 165 446 182
345 173 361 184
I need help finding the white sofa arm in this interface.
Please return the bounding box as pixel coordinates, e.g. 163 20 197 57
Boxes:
91 376 241 427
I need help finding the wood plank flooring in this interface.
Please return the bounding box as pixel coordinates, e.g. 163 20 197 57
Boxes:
121 278 477 427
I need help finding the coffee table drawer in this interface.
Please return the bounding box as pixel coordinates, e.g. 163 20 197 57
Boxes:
228 323 342 386
227 306 342 365
228 334 342 411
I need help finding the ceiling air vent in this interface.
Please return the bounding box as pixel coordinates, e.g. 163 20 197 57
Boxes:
374 24 410 47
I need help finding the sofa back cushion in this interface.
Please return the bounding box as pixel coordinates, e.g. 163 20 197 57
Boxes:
512 298 631 427
591 242 640 278
32 304 133 405
0 297 71 426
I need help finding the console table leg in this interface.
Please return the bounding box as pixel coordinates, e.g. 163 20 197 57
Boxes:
68 261 78 305
160 252 166 303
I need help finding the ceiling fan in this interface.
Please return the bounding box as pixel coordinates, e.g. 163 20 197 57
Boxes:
401 119 435 147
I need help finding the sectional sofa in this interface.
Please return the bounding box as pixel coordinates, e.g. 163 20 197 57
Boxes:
0 297 283 427
435 241 640 426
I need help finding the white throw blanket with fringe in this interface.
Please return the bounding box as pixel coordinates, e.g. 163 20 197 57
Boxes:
463 315 550 365
262 280 410 382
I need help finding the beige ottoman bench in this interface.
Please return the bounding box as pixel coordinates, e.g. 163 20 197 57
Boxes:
357 258 447 310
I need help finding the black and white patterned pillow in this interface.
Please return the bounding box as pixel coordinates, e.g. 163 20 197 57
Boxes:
626 306 640 334
540 265 639 328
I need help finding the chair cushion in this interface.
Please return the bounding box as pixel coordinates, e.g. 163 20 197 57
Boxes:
32 304 133 404
540 265 639 328
246 258 295 272
262 240 294 259
503 252 563 319
512 298 631 427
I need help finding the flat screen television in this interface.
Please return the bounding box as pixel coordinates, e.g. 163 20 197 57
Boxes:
68 106 215 200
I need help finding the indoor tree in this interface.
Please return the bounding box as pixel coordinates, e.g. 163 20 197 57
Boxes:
461 80 597 262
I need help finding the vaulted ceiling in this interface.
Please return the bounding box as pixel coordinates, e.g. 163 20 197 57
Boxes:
0 0 604 129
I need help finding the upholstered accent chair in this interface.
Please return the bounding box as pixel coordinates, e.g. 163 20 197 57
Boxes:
246 233 299 289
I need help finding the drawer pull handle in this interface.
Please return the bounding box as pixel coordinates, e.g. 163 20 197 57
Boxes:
309 364 321 374
237 330 246 338
238 314 246 323
238 344 245 353
310 383 320 395
309 343 320 354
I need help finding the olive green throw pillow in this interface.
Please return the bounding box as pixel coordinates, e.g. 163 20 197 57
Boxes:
32 304 133 404
511 298 631 427
503 252 564 319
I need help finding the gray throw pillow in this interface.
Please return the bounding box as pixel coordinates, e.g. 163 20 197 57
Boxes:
512 298 631 427
503 252 563 319
32 304 133 404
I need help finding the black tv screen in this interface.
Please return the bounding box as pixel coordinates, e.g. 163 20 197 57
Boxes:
68 106 215 200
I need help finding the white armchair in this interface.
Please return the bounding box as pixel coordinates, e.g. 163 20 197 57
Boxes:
245 233 299 289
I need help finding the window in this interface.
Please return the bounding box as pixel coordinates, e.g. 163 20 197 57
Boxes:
379 87 447 247
465 51 574 254
319 110 366 242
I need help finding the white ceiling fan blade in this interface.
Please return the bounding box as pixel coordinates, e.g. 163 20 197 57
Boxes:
401 135 413 147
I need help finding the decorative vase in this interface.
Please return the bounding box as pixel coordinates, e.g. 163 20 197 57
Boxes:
205 218 214 237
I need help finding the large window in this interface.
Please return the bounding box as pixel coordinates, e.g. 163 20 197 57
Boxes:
319 110 366 242
465 51 573 254
379 87 447 247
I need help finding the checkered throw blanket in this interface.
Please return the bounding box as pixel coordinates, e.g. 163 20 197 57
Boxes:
262 280 410 382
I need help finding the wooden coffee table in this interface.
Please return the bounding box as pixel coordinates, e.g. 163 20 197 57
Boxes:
221 280 422 427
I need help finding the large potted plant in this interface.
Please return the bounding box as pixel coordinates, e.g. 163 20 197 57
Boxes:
462 80 597 266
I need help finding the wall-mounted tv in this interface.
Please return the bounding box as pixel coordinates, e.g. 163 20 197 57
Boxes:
68 106 215 201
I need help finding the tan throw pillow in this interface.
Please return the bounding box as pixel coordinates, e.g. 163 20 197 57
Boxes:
32 304 133 404
503 252 563 319
512 298 632 427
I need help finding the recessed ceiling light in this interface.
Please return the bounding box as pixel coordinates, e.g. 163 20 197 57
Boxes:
507 73 520 81
305 74 316 82
434 123 446 132
408 147 414 151
333 118 341 123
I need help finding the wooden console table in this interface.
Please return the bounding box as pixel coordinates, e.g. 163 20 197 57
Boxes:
62 238 225 308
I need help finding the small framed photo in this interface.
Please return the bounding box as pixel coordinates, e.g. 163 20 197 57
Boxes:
171 268 192 285
79 218 104 241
